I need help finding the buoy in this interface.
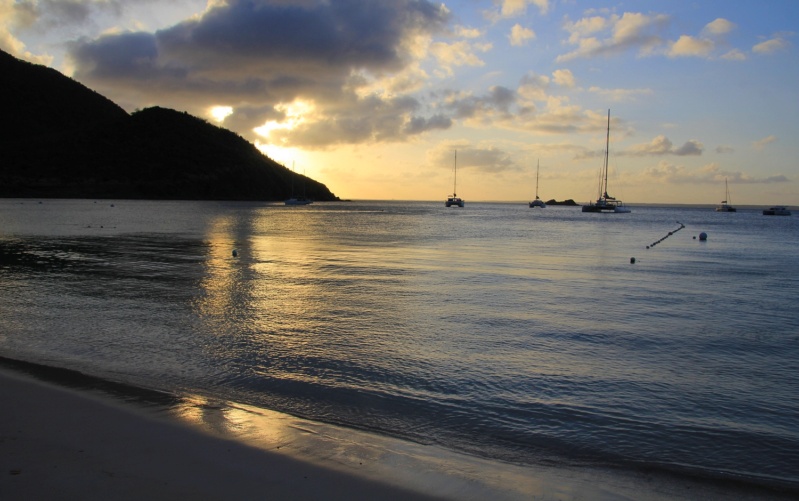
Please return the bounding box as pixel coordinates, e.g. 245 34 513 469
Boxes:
232 249 238 257
699 232 707 241
630 257 636 264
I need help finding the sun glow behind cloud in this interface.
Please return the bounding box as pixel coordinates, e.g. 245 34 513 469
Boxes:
254 100 316 144
210 106 233 122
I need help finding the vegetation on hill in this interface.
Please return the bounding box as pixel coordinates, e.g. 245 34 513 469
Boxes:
0 49 338 201
545 199 578 206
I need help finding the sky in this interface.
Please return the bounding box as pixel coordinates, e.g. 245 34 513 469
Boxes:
3 0 798 204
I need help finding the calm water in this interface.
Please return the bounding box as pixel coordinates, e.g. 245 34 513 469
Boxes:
1 199 798 491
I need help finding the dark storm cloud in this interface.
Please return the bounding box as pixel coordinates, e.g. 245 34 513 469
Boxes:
70 31 165 79
160 0 441 69
67 0 451 146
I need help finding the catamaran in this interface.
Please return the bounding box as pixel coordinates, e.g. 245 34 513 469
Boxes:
445 150 464 207
582 110 630 213
529 159 546 208
715 178 736 212
285 163 313 206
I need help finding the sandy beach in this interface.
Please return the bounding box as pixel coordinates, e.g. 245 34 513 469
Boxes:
0 368 445 501
2 365 797 501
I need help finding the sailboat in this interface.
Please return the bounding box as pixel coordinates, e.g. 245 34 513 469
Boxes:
715 178 736 212
529 159 546 208
445 150 464 207
285 163 313 205
582 110 630 213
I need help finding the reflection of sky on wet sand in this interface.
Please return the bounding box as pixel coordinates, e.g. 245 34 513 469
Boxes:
163 393 629 501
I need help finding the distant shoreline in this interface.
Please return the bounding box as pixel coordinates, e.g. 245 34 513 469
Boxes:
0 197 789 210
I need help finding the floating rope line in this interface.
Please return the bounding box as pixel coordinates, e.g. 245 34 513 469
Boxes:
646 222 686 249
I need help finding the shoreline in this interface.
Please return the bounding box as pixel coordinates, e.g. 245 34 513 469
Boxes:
2 360 797 500
0 366 444 500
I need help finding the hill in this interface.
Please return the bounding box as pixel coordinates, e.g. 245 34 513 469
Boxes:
0 49 338 201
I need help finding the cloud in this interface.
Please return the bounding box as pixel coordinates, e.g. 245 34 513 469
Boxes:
697 163 789 183
444 85 517 123
509 23 535 46
11 0 107 30
715 145 734 154
626 135 704 156
752 135 777 150
721 49 746 61
703 18 736 36
429 38 491 76
487 0 549 21
0 0 51 63
753 37 789 54
403 114 453 135
559 12 752 61
588 86 653 102
430 143 516 173
65 0 451 147
637 161 789 184
517 71 550 101
666 35 714 58
263 93 453 148
557 11 669 62
552 69 575 88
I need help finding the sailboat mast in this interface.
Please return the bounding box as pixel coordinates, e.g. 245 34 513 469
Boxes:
453 150 457 196
603 109 610 197
535 159 540 198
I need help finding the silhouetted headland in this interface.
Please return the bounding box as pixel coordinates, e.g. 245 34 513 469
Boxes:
0 49 338 202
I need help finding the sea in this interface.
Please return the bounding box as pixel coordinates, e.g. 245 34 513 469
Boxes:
1 199 798 498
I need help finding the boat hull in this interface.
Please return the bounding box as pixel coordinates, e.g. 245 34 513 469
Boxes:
445 199 464 207
285 198 313 206
763 207 791 215
582 202 630 213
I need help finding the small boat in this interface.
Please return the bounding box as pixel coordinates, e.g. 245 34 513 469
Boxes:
762 206 791 216
284 197 312 206
582 110 630 213
715 178 736 212
445 150 464 207
285 163 313 206
529 160 546 208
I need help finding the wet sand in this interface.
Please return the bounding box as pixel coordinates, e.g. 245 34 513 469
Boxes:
1 366 796 500
0 368 444 500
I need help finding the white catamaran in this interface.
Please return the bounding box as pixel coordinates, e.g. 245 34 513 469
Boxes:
582 110 630 213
